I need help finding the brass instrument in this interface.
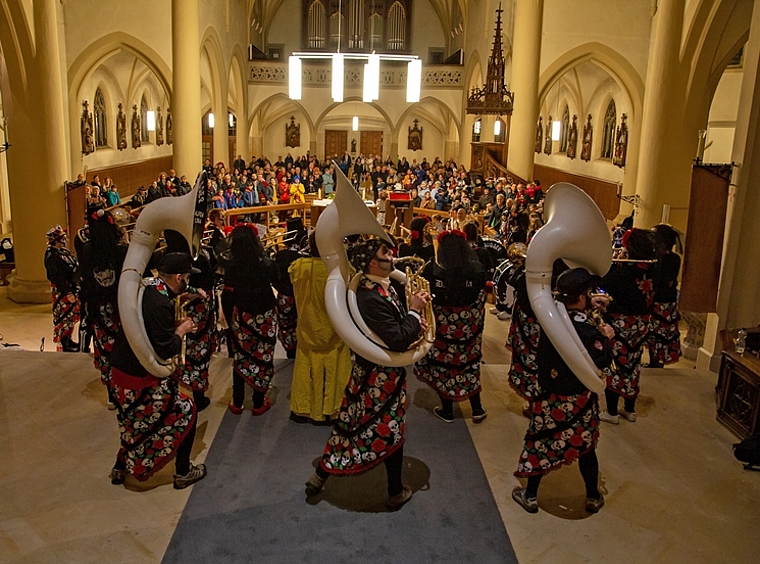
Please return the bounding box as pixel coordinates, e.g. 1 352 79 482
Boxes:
262 229 299 250
507 242 528 264
175 296 187 368
402 257 436 346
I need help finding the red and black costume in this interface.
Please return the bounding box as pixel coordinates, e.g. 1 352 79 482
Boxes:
647 251 682 365
506 264 541 400
44 235 80 352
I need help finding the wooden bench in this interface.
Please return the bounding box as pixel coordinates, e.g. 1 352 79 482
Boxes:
0 262 14 286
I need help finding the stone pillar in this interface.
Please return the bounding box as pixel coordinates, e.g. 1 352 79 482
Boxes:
252 136 264 159
309 139 317 157
236 110 249 162
698 0 760 370
390 141 399 161
7 0 69 303
634 0 688 229
508 0 543 181
212 86 229 168
172 0 202 179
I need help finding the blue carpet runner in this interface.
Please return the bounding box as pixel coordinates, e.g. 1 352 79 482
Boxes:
162 359 517 563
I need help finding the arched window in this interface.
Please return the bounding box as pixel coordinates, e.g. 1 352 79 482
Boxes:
329 11 345 49
387 2 406 51
307 1 326 49
494 118 506 143
559 106 570 153
369 12 383 50
140 94 150 143
94 88 108 148
601 100 616 159
472 118 481 142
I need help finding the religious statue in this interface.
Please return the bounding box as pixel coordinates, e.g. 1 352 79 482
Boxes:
613 113 628 168
285 116 300 148
351 138 357 154
544 115 553 155
535 116 543 153
566 115 578 160
408 119 423 151
156 106 164 146
81 101 95 155
581 114 593 162
166 107 173 145
116 103 127 150
131 104 142 148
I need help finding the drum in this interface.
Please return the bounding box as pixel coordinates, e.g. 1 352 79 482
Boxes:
481 236 508 270
493 259 517 309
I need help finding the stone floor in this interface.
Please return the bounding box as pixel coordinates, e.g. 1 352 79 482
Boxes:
0 288 758 563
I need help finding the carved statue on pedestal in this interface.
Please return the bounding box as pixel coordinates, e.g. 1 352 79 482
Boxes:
166 107 173 145
156 106 164 146
408 119 423 151
581 114 593 162
116 103 127 150
285 115 300 148
613 113 628 168
535 116 543 153
544 115 553 155
81 101 95 155
131 104 142 148
566 115 578 160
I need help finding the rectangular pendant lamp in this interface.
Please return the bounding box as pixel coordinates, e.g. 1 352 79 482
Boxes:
406 59 421 103
146 111 156 132
551 120 561 141
289 56 302 100
494 120 501 136
332 53 344 102
208 112 215 128
352 115 359 131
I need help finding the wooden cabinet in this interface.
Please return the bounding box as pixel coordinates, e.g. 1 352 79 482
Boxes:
716 328 760 439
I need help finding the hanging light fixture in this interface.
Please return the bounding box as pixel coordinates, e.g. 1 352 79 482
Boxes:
551 82 561 141
146 110 156 132
208 112 215 128
332 53 344 102
289 56 302 100
406 58 422 103
352 115 359 131
494 118 501 136
363 52 380 102
228 112 234 128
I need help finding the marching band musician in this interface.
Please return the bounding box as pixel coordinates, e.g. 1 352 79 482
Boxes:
107 252 206 489
288 232 352 424
415 230 488 423
512 268 614 515
600 228 657 424
305 239 429 511
397 216 435 262
645 224 683 368
44 225 81 352
164 230 215 412
225 225 281 415
272 217 305 360
77 209 128 408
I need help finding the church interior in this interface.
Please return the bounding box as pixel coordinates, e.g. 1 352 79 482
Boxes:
1 0 760 562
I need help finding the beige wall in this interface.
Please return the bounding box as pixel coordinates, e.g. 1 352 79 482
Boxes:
704 69 743 163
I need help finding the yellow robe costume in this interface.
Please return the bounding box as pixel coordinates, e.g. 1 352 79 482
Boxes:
289 182 305 204
288 257 352 421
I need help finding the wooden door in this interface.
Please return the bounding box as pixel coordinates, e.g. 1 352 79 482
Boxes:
360 131 383 156
325 130 347 160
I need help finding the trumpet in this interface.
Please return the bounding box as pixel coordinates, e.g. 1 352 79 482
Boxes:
404 259 436 346
175 296 186 368
262 229 298 250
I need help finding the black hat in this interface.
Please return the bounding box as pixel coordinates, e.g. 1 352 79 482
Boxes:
159 252 201 275
348 239 385 272
556 268 601 301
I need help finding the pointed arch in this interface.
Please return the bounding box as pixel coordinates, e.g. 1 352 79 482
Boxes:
250 93 316 140
314 97 394 134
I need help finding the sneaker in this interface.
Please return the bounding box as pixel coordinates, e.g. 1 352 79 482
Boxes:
110 468 126 485
173 463 207 489
489 307 500 315
386 484 413 510
620 410 637 422
251 397 272 416
585 495 605 513
433 406 454 423
599 411 619 425
472 408 488 423
305 472 327 496
228 402 244 415
511 487 538 514
497 311 512 321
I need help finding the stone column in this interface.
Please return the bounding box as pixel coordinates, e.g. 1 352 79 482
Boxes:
698 0 760 370
172 0 202 179
212 83 229 168
7 0 69 303
236 110 249 162
633 0 688 229
508 0 543 181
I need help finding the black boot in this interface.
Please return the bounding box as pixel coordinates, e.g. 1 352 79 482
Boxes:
62 336 80 353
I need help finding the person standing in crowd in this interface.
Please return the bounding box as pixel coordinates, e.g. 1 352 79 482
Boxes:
105 183 121 207
77 208 128 408
512 268 614 514
600 228 657 424
273 218 304 361
305 239 429 510
646 224 683 368
398 216 435 262
226 225 280 415
288 232 352 424
107 252 206 489
44 226 80 352
415 230 488 423
163 231 215 412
